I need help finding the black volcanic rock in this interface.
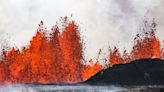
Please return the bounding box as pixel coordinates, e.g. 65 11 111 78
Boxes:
85 58 164 85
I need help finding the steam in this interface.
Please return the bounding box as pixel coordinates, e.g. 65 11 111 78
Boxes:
0 84 37 92
0 84 126 92
0 84 162 92
0 0 163 60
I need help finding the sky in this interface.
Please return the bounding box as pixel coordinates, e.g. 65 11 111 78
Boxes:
0 0 164 61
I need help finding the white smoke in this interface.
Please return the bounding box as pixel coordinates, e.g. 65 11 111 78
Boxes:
0 0 163 61
0 84 126 92
0 84 37 92
0 84 162 92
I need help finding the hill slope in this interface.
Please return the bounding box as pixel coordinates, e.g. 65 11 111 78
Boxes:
85 58 164 85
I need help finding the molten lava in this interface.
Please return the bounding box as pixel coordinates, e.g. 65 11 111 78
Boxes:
108 21 162 65
81 59 102 81
109 47 125 66
0 18 163 84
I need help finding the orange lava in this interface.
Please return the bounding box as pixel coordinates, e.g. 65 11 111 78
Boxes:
161 41 164 59
0 18 163 84
108 21 162 66
81 59 102 81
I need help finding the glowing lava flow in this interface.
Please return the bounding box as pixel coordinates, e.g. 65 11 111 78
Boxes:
0 18 163 84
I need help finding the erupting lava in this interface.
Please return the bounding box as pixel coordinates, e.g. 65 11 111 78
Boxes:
108 21 162 66
0 17 163 84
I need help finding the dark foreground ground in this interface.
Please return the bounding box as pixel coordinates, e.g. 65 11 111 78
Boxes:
86 58 164 85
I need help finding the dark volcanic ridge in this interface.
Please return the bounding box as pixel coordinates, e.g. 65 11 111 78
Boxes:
85 58 164 86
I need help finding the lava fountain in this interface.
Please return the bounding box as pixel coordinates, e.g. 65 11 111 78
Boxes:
0 17 163 84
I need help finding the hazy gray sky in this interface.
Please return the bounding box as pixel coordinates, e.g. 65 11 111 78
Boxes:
0 0 164 61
